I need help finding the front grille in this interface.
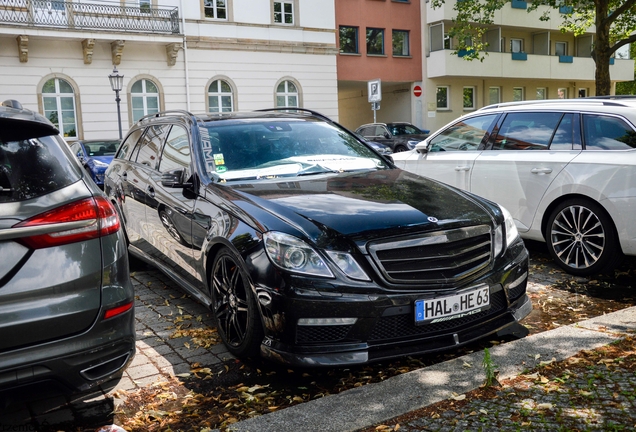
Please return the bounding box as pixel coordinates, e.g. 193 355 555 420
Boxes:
368 289 507 342
368 225 492 287
296 325 353 344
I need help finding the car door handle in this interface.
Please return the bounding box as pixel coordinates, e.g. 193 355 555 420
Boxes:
146 186 155 198
531 168 553 174
454 166 470 172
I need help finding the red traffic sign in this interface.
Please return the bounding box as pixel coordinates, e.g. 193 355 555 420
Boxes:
413 85 422 97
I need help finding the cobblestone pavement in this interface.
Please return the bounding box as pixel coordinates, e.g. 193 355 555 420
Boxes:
364 338 636 432
1 251 635 431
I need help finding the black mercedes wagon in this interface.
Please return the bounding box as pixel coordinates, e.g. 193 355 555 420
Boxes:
105 108 531 367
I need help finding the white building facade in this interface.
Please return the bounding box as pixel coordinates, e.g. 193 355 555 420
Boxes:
0 0 338 141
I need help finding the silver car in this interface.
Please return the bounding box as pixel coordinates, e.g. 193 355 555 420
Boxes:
0 100 135 407
393 97 636 276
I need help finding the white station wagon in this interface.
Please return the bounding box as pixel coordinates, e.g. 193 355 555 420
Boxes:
393 97 636 276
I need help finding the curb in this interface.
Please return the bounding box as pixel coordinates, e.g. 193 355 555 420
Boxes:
227 306 636 432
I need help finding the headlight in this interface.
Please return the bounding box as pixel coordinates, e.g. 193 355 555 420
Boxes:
264 232 333 277
326 251 370 281
93 160 110 168
494 205 519 257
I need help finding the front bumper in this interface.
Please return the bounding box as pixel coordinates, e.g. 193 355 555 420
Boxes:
258 241 531 367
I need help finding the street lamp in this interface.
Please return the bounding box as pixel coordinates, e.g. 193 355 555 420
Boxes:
108 66 124 140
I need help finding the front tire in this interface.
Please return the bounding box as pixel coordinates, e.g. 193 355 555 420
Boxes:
210 247 263 357
546 199 622 276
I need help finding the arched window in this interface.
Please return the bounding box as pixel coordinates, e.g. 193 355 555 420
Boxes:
276 80 299 107
131 79 159 122
208 79 234 112
42 78 77 139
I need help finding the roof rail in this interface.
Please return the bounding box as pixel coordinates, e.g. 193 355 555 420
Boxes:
478 98 632 111
138 109 195 123
256 107 333 123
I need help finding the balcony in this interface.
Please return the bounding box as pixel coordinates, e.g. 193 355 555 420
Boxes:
427 49 634 81
0 0 180 35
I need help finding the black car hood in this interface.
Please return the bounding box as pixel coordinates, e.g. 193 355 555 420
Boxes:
223 169 496 247
395 134 429 143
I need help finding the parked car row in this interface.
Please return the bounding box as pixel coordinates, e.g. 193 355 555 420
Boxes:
356 122 429 153
393 97 636 276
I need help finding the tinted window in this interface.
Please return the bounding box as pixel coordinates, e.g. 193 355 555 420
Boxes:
136 125 168 168
83 140 118 156
389 124 422 135
0 135 80 203
159 126 191 174
117 128 144 160
494 112 561 150
583 115 636 150
429 114 497 152
550 114 575 150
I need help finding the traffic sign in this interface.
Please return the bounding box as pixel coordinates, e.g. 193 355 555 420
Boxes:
413 85 422 97
368 79 382 103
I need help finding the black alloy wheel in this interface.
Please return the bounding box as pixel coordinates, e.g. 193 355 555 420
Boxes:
393 145 407 152
546 199 622 276
210 248 263 357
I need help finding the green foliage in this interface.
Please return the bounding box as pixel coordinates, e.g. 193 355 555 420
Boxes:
482 347 497 387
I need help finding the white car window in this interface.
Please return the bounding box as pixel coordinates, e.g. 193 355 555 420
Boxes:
429 114 497 152
582 115 636 150
493 112 562 150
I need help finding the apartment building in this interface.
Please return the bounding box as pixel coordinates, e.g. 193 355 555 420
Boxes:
424 0 635 131
335 0 423 131
0 0 338 141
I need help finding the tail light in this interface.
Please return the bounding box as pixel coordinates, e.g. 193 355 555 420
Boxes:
14 196 120 249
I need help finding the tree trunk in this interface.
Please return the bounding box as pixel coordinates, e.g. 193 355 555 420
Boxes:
594 0 612 95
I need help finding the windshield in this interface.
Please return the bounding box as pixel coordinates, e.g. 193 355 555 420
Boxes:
83 140 119 157
198 118 390 182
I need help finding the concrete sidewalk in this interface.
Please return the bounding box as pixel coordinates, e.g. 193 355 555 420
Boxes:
227 306 636 432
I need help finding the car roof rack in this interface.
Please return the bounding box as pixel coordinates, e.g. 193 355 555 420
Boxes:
138 109 195 123
256 107 334 123
479 97 634 111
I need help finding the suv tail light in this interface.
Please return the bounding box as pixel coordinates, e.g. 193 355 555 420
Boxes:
14 196 120 249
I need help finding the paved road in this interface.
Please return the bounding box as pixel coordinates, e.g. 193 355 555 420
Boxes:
0 250 633 431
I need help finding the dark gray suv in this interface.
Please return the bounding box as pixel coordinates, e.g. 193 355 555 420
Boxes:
0 100 135 407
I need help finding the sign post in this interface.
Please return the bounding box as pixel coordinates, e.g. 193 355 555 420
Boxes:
368 79 382 123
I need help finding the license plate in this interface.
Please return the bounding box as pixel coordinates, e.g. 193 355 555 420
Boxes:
415 285 490 324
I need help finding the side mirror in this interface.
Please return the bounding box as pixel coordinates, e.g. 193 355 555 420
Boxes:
383 132 391 139
161 169 191 188
415 142 430 154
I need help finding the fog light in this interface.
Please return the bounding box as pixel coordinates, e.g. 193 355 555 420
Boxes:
298 317 357 326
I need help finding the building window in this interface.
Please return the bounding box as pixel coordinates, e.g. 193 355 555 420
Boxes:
555 41 567 56
436 86 449 110
489 87 500 104
536 88 546 99
274 1 293 25
557 87 568 99
578 88 588 98
208 79 233 113
42 78 77 139
513 87 524 101
393 30 410 56
276 80 299 107
510 38 523 53
204 0 227 19
139 0 151 13
463 86 475 109
339 26 359 54
366 28 384 55
131 79 160 122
